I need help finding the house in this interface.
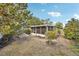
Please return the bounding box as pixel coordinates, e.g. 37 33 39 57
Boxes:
31 24 56 34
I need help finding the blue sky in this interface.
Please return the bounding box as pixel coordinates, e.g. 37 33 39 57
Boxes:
28 3 79 25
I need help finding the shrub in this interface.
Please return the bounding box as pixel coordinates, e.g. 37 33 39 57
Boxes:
24 28 32 34
45 30 57 45
46 30 57 40
65 32 74 40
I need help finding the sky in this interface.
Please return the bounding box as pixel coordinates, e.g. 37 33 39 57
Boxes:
28 3 79 25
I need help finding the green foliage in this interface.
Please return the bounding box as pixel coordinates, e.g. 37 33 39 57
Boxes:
41 18 53 25
46 30 57 40
27 16 43 26
27 17 53 27
55 22 63 29
0 3 31 35
65 32 74 39
0 4 32 45
24 28 32 34
64 18 79 41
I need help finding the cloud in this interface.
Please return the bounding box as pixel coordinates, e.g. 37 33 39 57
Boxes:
48 11 61 17
66 18 70 22
66 14 79 22
41 9 45 12
73 14 79 19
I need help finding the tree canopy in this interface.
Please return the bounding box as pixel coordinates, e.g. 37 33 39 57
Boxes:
64 18 79 41
55 22 63 29
0 3 32 35
27 16 43 26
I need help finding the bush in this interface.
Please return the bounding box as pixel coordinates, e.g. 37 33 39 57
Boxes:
65 32 74 40
46 30 57 40
24 28 32 34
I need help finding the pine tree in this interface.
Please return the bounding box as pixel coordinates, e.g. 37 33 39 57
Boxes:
0 3 32 35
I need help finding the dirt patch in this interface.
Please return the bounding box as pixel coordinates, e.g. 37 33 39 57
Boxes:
0 35 77 56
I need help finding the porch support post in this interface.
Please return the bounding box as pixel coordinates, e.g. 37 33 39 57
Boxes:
40 27 42 34
35 27 37 33
46 25 48 33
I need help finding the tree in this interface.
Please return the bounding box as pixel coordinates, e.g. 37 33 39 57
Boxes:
27 16 43 26
41 18 53 25
55 22 63 37
0 3 32 35
64 18 79 41
55 22 63 29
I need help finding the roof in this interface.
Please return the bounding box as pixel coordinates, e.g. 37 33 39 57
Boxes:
31 24 55 27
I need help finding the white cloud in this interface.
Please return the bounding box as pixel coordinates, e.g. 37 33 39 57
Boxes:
73 14 79 19
66 18 70 22
66 14 79 22
48 11 61 17
41 9 45 12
